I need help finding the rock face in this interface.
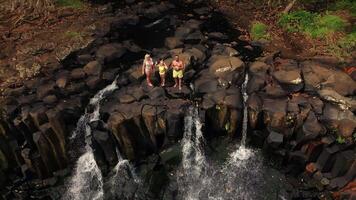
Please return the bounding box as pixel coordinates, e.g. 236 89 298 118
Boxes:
247 57 356 195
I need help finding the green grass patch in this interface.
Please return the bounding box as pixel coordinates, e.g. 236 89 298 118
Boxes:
56 0 84 9
251 22 270 41
278 10 347 38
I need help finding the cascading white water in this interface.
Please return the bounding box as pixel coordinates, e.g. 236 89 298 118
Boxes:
229 73 252 162
62 78 119 200
179 106 210 200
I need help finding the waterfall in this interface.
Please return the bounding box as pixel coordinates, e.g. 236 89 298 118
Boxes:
62 78 119 200
229 72 252 162
178 106 210 200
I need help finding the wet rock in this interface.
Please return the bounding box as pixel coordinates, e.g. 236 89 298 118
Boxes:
247 93 263 130
142 105 166 148
32 131 59 177
166 108 183 142
247 74 266 94
108 105 155 160
83 61 102 76
266 131 283 148
92 130 118 166
327 150 355 179
39 123 67 169
29 104 48 129
329 160 356 189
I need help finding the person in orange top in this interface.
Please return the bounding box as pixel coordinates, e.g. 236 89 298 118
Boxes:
171 55 185 90
142 54 154 87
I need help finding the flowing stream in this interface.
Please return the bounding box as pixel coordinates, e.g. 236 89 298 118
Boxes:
62 78 119 200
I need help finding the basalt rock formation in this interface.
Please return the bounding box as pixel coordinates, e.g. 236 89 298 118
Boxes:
0 0 354 199
247 57 356 199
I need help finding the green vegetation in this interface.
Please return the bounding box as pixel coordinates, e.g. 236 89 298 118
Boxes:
278 11 347 38
336 135 346 144
56 0 84 9
332 0 356 16
251 22 270 41
339 32 356 52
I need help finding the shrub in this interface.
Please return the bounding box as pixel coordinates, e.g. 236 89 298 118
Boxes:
278 10 316 32
279 11 347 38
332 0 356 16
338 32 356 52
251 22 269 40
56 0 84 9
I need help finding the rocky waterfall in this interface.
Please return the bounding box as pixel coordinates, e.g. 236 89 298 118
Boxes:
0 1 354 200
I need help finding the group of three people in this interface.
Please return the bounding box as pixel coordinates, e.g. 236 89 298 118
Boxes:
142 54 185 90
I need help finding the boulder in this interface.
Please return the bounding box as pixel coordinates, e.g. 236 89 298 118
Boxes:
119 94 136 104
96 43 127 64
83 61 102 76
266 131 284 148
165 37 183 49
211 44 239 57
43 95 58 105
208 55 244 84
56 71 70 89
302 61 356 96
262 98 287 132
208 32 228 41
249 61 270 76
318 88 356 111
148 87 166 100
37 81 56 99
86 76 103 90
272 69 303 93
194 77 218 94
297 112 325 144
70 68 86 80
184 30 204 44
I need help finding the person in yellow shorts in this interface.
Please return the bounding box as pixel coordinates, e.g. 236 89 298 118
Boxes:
156 58 168 86
171 55 185 90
